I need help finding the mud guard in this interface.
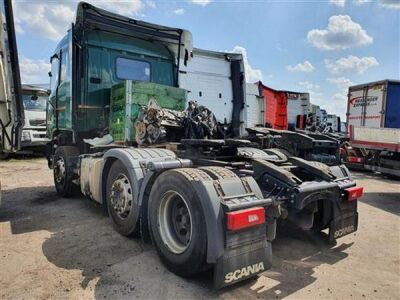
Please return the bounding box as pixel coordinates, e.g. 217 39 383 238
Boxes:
101 148 177 227
168 168 273 288
214 227 272 289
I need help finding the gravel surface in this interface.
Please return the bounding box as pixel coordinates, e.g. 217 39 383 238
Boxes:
0 158 399 299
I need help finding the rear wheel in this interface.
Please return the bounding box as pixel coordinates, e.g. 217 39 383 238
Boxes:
53 146 80 197
106 160 139 236
149 170 207 277
312 200 332 232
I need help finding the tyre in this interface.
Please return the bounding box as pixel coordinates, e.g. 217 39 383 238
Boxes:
53 146 80 197
106 160 139 237
148 170 207 277
0 151 10 160
311 200 332 232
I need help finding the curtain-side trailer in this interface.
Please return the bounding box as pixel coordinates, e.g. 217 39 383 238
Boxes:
0 0 24 204
344 79 400 177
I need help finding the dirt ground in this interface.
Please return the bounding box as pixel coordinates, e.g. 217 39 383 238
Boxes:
0 158 399 300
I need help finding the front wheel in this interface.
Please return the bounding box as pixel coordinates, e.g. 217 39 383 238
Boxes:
148 170 208 277
53 146 80 197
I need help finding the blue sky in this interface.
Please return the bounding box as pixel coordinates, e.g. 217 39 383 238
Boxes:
14 0 400 118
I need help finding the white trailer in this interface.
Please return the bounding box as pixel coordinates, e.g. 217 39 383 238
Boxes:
286 92 310 129
179 48 264 136
310 104 322 125
344 80 400 177
244 83 264 128
326 114 340 132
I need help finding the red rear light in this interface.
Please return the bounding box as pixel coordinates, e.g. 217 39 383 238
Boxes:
346 186 363 201
347 156 364 163
226 207 265 231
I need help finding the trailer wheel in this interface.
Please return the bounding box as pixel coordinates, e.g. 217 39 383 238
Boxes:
149 170 207 277
106 160 139 237
53 146 80 197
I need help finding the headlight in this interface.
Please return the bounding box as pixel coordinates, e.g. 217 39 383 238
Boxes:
21 131 31 141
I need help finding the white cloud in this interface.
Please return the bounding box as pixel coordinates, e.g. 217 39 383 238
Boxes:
189 0 212 6
287 61 315 73
327 77 354 90
297 81 324 106
328 93 348 118
297 80 348 118
230 46 263 83
380 0 400 9
92 1 144 15
332 93 347 102
327 77 355 118
19 56 51 84
307 15 373 50
146 0 157 9
297 80 347 118
330 0 346 7
325 55 379 74
14 0 144 41
14 21 24 34
353 0 369 5
14 2 75 41
173 8 185 15
298 81 320 90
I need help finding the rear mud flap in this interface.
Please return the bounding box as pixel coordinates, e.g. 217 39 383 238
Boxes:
213 240 272 289
329 212 358 241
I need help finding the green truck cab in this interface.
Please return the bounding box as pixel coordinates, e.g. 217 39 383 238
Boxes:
47 2 191 150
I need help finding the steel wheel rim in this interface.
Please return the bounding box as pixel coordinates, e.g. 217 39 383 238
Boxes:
158 191 192 254
110 174 133 219
54 157 66 184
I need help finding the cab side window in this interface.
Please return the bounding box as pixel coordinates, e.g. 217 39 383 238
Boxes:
50 54 60 93
60 47 69 82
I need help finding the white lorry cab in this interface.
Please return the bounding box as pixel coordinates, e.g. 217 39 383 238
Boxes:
19 84 49 153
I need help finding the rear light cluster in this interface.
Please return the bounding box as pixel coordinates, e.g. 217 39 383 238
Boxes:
226 207 265 231
346 186 364 201
347 156 364 163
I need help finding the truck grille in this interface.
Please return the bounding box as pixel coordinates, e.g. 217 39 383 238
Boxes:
33 133 47 138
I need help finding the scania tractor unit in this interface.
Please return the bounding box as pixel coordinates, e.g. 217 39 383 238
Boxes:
0 1 363 288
